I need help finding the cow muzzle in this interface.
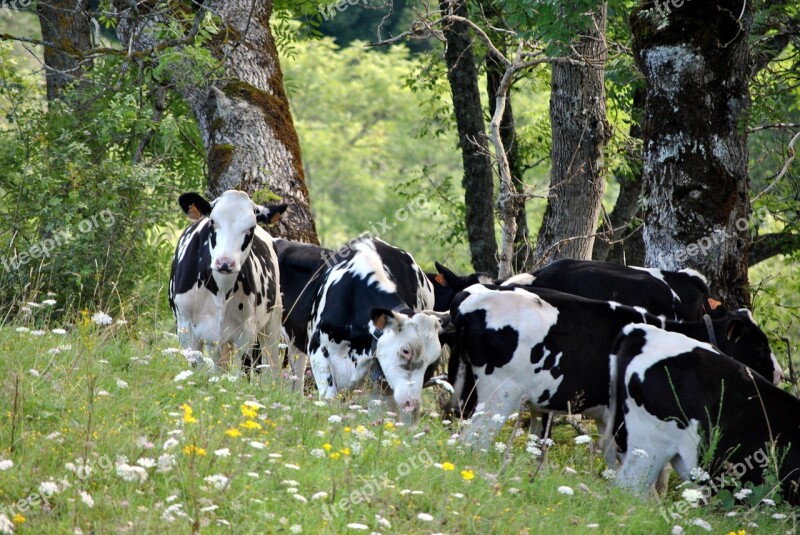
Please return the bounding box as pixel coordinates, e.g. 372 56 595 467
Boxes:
214 257 238 273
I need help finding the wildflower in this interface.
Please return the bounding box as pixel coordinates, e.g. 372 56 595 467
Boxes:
135 436 154 449
174 370 193 382
328 415 342 424
116 379 129 389
136 458 156 469
0 460 12 471
494 442 507 453
52 328 67 335
376 515 391 529
15 327 30 333
241 404 258 419
417 513 434 521
441 462 455 471
181 403 197 424
10 515 24 526
30 330 45 336
671 527 685 535
574 435 592 445
322 443 332 451
311 492 328 500
601 469 616 480
225 428 242 438
452 493 465 499
240 420 262 430
690 518 711 531
461 469 475 481
689 467 710 482
204 474 229 490
183 445 206 456
734 488 752 500
157 454 176 473
38 481 60 496
346 524 369 530
773 513 787 519
681 488 704 506
384 421 395 430
79 491 94 508
116 464 148 483
761 498 776 506
91 312 113 325
215 448 230 457
557 486 574 496
249 441 266 450
310 448 325 458
290 525 302 534
330 452 341 460
285 463 301 470
293 494 308 503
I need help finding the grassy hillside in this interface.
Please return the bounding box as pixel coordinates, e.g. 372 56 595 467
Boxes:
0 313 794 534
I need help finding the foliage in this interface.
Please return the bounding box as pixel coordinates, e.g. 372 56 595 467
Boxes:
0 42 204 315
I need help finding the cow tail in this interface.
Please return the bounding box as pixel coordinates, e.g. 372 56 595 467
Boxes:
604 332 628 468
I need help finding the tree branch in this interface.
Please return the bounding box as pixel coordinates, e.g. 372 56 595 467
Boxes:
750 232 800 265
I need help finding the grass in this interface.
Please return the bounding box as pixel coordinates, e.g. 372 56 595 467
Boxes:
0 307 796 534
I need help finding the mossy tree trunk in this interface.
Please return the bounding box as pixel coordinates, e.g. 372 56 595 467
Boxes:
631 0 753 305
37 0 94 101
440 0 499 275
115 0 318 243
534 2 611 265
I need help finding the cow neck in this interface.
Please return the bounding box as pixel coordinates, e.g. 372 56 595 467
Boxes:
282 260 329 327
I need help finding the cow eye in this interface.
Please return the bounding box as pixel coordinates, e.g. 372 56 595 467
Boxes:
401 347 412 357
209 219 216 228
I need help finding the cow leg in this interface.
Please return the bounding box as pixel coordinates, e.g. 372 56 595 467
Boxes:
286 344 308 393
461 382 524 450
176 317 203 365
254 307 283 381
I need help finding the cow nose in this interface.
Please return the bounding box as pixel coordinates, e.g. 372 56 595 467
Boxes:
215 257 236 273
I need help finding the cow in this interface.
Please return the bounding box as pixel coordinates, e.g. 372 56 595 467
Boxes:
168 190 287 375
274 237 449 420
433 259 723 321
447 284 782 450
610 324 800 504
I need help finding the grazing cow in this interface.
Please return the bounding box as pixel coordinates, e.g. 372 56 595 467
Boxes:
434 259 722 321
275 237 449 419
169 191 287 374
610 324 800 504
448 285 782 449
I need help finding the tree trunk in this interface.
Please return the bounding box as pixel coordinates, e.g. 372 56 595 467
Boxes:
37 0 94 101
440 0 498 275
487 49 531 272
631 0 753 305
593 86 645 265
115 1 318 243
534 3 610 265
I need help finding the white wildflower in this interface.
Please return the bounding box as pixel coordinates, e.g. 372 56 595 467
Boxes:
310 448 325 458
163 437 180 450
204 474 229 490
28 369 40 377
15 327 30 333
689 467 710 482
574 435 592 445
327 415 342 423
773 513 787 519
41 299 57 306
30 330 45 336
285 463 300 470
79 491 94 508
249 441 266 450
116 464 148 483
671 527 684 535
214 448 230 457
417 513 434 521
0 460 13 471
115 379 128 389
376 515 391 529
174 370 193 382
762 498 776 506
734 488 752 500
136 458 156 469
0 513 14 535
690 518 711 531
602 469 616 480
681 488 704 506
39 481 60 496
346 524 369 531
292 494 307 503
91 312 113 325
494 442 507 453
156 454 176 473
311 492 328 501
290 525 302 534
557 486 574 496
52 328 67 335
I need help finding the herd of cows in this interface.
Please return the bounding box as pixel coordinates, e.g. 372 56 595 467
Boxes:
167 191 799 504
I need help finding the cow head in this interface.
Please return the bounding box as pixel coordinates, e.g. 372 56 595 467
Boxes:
370 308 451 422
178 191 287 279
716 309 784 385
430 262 495 310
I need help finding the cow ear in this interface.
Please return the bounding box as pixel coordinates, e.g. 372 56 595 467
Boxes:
178 193 212 221
707 296 723 311
256 203 288 225
370 307 402 333
726 318 746 342
423 310 453 334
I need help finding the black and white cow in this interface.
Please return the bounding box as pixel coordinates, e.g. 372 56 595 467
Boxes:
610 324 800 504
169 190 287 374
434 259 722 321
447 285 782 449
274 237 449 419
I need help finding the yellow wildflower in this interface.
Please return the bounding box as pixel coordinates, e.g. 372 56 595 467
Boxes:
384 421 395 430
344 427 351 433
322 443 332 452
12 514 25 524
441 462 455 471
183 445 207 456
181 403 197 424
330 452 341 460
240 404 258 419
461 469 475 481
225 428 242 438
240 420 262 430
342 448 351 456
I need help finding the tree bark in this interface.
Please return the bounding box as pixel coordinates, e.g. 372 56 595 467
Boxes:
593 86 645 265
115 1 318 243
439 0 498 275
534 2 610 265
631 0 753 305
487 48 531 272
37 0 94 101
